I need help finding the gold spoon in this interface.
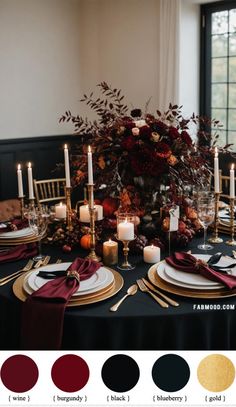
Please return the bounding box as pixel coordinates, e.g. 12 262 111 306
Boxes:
110 284 138 312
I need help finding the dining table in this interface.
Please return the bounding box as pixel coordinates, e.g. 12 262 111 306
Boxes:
0 235 236 351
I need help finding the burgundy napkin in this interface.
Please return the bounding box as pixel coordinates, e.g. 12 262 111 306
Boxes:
21 257 100 350
166 252 236 289
0 219 28 234
0 243 37 264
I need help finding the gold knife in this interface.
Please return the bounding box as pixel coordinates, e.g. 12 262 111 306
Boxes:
136 279 169 308
142 278 179 307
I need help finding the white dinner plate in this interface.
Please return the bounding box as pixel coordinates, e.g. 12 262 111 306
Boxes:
160 253 233 288
0 227 34 239
24 262 114 297
219 209 236 226
157 263 224 290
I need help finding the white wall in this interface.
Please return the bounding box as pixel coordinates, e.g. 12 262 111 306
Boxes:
179 0 200 117
0 0 202 140
0 0 81 139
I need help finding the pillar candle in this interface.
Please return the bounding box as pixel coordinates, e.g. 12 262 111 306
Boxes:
117 218 134 240
17 164 24 198
79 204 103 223
64 144 71 188
143 245 160 263
214 147 220 193
27 162 34 200
55 202 67 219
103 239 118 266
230 163 235 199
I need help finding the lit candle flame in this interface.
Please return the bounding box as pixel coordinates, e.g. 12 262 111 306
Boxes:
64 144 67 149
28 162 31 168
59 202 63 207
17 164 21 170
151 244 154 249
214 147 218 157
88 145 91 153
109 238 112 243
124 217 128 223
231 164 234 171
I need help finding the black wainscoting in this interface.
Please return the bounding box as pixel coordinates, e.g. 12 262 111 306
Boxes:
0 135 78 201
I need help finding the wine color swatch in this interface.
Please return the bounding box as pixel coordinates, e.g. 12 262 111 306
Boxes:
0 354 38 393
51 354 89 392
101 354 140 392
152 353 190 392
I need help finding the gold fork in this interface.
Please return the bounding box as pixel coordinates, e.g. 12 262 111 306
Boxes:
0 259 34 286
136 279 169 308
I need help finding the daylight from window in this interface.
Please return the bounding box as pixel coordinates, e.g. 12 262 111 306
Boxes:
211 8 236 146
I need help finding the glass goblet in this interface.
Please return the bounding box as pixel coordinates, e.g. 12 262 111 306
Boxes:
197 197 215 251
28 208 48 261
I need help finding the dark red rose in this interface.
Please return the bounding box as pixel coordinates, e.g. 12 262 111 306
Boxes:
155 142 172 158
169 126 179 140
130 148 166 177
121 135 136 151
153 120 168 136
131 108 142 118
181 131 192 146
139 125 152 139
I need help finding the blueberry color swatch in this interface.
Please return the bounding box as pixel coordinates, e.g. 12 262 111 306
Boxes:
152 354 190 392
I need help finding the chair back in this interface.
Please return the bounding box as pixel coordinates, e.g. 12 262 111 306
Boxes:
34 178 66 207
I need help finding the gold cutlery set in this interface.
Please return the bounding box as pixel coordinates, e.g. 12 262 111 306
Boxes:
0 256 62 286
110 278 179 311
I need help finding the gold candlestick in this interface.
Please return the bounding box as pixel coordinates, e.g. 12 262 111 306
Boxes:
208 192 223 244
65 187 73 231
19 196 25 219
116 236 136 270
226 198 236 246
86 184 101 262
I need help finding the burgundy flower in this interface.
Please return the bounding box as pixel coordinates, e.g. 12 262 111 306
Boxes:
169 126 179 140
139 125 152 139
121 135 136 151
130 148 166 177
131 108 142 118
181 131 192 146
153 120 168 136
155 142 172 158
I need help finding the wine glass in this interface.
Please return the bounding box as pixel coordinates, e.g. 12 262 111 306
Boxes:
28 207 48 261
197 196 215 251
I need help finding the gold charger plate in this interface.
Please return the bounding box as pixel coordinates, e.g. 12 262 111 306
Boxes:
0 233 46 245
148 262 236 299
13 268 124 307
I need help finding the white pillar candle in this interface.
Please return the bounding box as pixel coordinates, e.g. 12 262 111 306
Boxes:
79 205 90 223
214 147 220 193
103 239 118 266
143 244 160 263
87 145 94 185
117 218 134 240
95 204 103 221
27 162 34 200
79 204 103 222
230 163 235 199
55 202 67 219
64 144 71 188
17 164 24 198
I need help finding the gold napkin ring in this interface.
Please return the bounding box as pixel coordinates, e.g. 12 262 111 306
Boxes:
195 259 208 270
67 270 80 283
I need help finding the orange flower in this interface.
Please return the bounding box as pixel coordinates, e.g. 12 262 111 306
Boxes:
167 154 178 166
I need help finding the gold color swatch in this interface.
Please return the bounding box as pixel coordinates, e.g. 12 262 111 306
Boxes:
197 354 235 392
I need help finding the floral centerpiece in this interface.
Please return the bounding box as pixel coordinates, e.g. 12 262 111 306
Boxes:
58 82 228 250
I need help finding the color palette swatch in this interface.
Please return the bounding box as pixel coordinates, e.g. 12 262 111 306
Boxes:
0 351 235 405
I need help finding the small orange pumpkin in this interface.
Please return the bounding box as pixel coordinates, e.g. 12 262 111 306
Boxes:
80 234 91 250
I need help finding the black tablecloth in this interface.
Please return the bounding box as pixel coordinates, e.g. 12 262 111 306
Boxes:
1 236 236 350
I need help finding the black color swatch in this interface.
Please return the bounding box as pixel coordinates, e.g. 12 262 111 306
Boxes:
101 354 140 392
152 354 190 392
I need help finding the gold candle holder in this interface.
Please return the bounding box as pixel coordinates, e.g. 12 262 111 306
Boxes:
226 198 236 246
19 196 25 219
29 198 35 210
86 184 101 262
208 192 223 244
115 235 136 270
65 187 73 231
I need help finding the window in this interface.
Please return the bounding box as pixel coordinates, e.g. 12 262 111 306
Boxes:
201 1 236 147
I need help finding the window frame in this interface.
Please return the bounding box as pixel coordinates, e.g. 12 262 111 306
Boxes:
200 0 236 146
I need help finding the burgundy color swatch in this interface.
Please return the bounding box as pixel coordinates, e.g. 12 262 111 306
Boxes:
51 354 89 392
0 355 39 393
